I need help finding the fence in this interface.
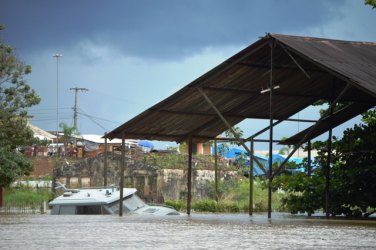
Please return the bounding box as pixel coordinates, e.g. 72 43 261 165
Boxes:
0 201 47 215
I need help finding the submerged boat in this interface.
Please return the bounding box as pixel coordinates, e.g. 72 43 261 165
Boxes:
49 183 179 215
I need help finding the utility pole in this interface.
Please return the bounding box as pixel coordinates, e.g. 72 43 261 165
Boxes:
70 87 88 145
53 53 62 156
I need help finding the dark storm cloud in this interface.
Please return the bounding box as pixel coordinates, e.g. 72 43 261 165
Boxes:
0 0 340 60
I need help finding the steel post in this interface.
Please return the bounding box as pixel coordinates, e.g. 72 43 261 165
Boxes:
249 140 254 215
307 140 312 177
267 39 274 219
104 132 108 186
214 139 218 202
119 134 125 216
325 128 333 218
187 137 193 215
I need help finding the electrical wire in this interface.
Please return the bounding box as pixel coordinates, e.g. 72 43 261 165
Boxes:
28 104 121 132
77 108 119 131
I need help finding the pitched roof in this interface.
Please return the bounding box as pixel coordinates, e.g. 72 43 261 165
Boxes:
28 123 56 141
106 34 376 144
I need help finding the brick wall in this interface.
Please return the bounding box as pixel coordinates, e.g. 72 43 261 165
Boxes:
31 158 54 177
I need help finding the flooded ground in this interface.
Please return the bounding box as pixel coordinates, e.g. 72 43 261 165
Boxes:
1 213 375 249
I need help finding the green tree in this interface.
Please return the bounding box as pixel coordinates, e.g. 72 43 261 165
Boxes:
274 109 376 217
217 126 243 157
58 122 80 156
224 126 243 146
365 0 376 9
278 137 291 155
330 109 376 216
59 122 79 144
0 25 41 188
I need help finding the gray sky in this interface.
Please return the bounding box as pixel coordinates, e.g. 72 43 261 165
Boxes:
1 0 375 150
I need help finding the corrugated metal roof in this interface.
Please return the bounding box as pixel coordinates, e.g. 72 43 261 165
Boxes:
80 134 138 145
272 34 376 97
106 34 376 143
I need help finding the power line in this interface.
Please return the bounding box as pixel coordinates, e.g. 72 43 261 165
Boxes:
77 110 121 125
77 108 122 131
29 107 72 111
31 117 71 122
30 105 122 133
78 110 108 130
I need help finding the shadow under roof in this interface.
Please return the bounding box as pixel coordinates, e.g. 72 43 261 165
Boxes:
106 33 376 144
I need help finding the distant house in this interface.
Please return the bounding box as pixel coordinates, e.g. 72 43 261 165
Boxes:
25 123 57 156
78 134 139 157
28 123 56 142
193 142 212 155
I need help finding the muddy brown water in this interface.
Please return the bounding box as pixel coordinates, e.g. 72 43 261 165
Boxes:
1 213 375 249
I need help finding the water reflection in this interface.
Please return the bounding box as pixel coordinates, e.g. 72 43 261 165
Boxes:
0 213 375 249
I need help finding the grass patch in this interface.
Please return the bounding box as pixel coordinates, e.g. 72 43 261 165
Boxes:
4 186 54 207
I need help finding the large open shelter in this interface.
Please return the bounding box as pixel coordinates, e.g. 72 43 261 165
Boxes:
105 33 376 218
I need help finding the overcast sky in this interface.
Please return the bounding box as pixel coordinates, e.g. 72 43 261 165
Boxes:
1 0 375 150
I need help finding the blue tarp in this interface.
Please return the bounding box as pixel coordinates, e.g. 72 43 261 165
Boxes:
222 147 245 159
214 145 304 176
138 140 154 148
246 153 305 176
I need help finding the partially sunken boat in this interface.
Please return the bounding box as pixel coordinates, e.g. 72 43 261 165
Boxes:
49 183 179 215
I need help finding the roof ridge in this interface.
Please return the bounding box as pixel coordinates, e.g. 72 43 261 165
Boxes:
269 33 376 45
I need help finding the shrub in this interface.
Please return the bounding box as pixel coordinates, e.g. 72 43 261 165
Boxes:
217 201 242 212
165 199 185 211
192 200 217 212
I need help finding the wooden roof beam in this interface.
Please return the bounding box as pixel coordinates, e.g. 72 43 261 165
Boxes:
197 85 374 103
236 61 326 74
149 108 318 122
116 131 215 142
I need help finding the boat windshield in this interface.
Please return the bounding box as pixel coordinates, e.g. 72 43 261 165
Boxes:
124 194 147 211
107 194 146 213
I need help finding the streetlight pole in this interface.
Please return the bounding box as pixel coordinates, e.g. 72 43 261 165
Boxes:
53 53 62 156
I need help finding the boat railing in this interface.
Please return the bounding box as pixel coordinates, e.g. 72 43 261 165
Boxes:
55 182 120 192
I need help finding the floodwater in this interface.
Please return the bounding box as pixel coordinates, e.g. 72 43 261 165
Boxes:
0 213 375 249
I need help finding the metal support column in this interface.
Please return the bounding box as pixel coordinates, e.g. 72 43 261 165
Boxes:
104 132 108 186
307 140 312 177
0 186 3 207
325 128 333 218
119 134 125 216
249 140 254 215
187 137 193 215
214 139 218 202
325 84 335 219
267 39 275 219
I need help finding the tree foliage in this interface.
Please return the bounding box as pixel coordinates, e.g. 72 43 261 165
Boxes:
0 25 41 187
0 148 33 187
224 126 243 145
274 109 376 217
365 0 376 9
59 122 79 146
